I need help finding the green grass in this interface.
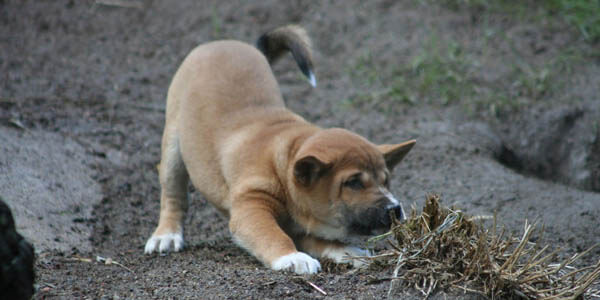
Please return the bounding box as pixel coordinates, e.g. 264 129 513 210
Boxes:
403 39 472 106
344 0 597 116
210 5 223 39
436 0 600 43
546 0 600 42
345 32 585 116
346 35 479 110
345 36 479 112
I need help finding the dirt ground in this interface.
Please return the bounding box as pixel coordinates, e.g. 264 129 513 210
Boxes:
1 0 599 299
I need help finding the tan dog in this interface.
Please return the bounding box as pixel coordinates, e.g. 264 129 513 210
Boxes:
144 25 416 274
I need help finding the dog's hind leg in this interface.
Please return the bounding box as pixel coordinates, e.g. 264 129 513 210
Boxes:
145 127 189 254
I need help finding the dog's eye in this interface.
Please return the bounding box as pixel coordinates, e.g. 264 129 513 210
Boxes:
344 177 364 190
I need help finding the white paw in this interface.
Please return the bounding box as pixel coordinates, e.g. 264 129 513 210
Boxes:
323 246 371 267
272 252 321 274
144 233 184 254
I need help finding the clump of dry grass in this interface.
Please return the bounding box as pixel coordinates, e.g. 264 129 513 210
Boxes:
365 194 600 299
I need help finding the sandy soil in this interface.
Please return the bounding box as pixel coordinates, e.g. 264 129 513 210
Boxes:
1 0 599 299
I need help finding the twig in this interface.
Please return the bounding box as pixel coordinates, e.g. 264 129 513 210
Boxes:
96 255 134 273
499 220 534 273
571 265 600 299
588 289 600 298
359 252 398 260
450 284 490 299
306 280 327 296
262 280 277 286
558 265 598 281
8 118 27 130
468 215 493 221
522 244 598 284
420 277 437 300
387 253 405 297
516 244 550 277
40 282 57 288
67 256 93 263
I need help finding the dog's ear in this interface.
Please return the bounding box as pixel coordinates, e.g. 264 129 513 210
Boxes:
378 139 416 170
293 155 331 187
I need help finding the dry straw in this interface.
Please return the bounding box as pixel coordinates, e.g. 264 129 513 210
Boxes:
364 194 600 299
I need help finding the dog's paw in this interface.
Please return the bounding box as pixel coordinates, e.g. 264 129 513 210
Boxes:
272 252 321 274
323 246 371 267
144 233 184 254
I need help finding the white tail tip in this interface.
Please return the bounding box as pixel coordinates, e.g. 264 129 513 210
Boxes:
308 72 317 88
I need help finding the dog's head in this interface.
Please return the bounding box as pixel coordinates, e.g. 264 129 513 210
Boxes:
289 128 415 240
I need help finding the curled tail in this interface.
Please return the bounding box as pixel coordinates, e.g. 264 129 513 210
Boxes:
256 25 317 87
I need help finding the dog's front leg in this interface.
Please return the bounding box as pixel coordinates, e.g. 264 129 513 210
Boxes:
144 191 187 254
297 235 371 268
229 193 321 274
145 136 189 254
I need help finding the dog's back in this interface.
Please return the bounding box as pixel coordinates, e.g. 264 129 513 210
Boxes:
169 41 283 126
167 25 314 127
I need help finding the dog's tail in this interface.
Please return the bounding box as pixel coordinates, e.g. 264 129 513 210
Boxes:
256 25 316 87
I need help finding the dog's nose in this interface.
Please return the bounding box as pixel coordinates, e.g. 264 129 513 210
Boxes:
386 205 404 221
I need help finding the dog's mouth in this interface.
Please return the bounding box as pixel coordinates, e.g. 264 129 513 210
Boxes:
345 200 405 236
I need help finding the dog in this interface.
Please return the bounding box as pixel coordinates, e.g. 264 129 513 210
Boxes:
144 25 416 274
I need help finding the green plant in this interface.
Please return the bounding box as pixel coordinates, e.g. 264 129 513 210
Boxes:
344 4 595 117
433 0 600 43
546 0 600 42
210 5 222 39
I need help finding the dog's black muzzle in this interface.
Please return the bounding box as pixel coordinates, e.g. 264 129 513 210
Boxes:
346 198 404 236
